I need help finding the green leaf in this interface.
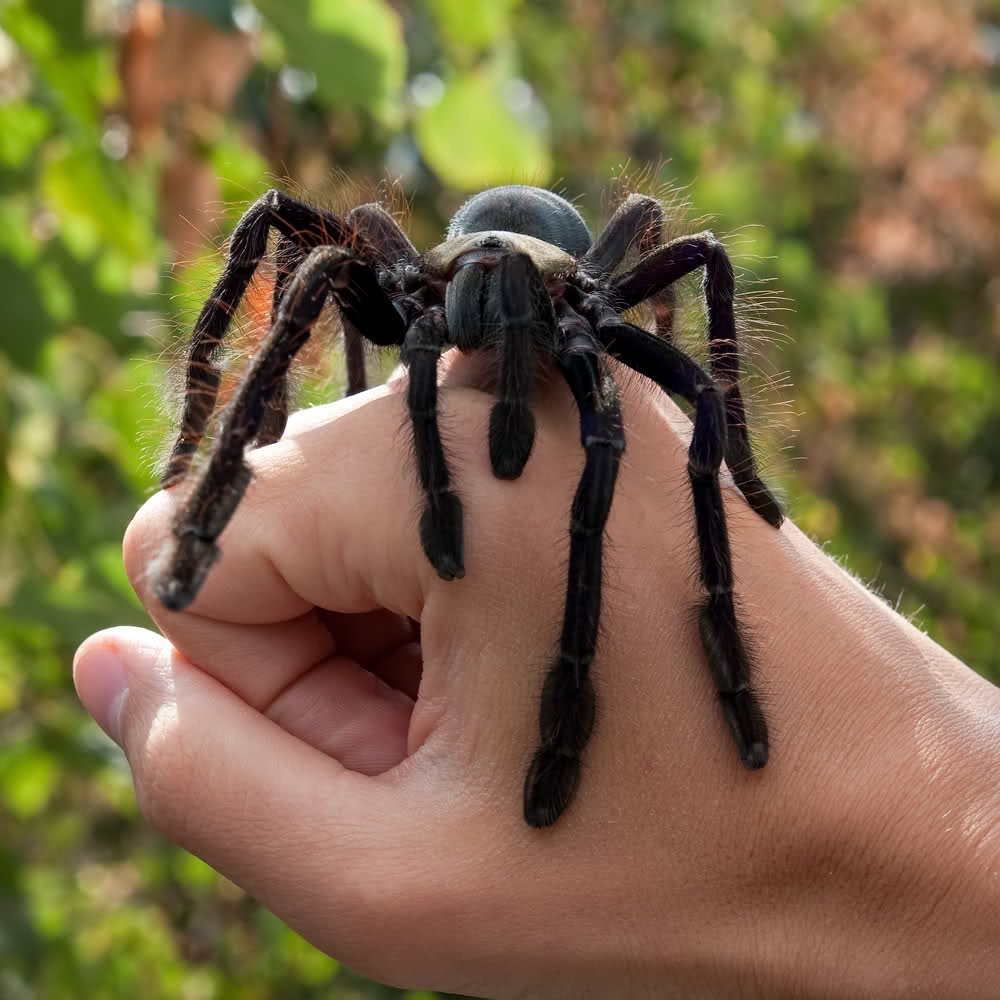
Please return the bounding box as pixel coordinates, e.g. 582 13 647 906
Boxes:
0 745 60 819
0 4 57 61
428 0 522 51
3 7 118 131
0 647 24 712
171 851 219 891
253 0 405 117
34 260 74 322
89 356 165 495
0 195 41 265
276 928 339 984
40 142 154 262
415 70 552 189
0 102 51 168
26 0 88 51
210 131 274 225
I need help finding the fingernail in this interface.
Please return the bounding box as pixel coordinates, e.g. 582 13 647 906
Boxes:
74 647 128 746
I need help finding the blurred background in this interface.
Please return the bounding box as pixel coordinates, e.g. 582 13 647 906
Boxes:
2 0 999 996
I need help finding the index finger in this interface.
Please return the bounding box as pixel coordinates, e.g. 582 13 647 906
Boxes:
123 382 490 712
127 385 428 624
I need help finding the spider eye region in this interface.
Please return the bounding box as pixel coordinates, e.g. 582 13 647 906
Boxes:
426 231 576 281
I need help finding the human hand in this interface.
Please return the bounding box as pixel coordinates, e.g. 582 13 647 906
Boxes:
74 359 1000 998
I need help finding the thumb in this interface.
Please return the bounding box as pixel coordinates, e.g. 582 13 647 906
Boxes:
72 626 423 969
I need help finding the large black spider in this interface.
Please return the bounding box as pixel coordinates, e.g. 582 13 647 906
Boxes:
152 184 784 828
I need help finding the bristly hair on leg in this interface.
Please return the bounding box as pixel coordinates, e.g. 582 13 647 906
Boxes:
157 176 415 486
683 583 775 761
593 168 794 520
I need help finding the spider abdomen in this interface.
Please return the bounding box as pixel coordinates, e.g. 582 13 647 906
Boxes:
447 185 592 258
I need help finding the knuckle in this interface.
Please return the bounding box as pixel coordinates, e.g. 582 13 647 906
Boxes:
122 491 175 607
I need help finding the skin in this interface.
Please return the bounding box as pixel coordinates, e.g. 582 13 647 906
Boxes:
74 356 1000 998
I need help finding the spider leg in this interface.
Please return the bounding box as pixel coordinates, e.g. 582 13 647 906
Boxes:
611 234 783 527
582 193 662 277
341 204 418 398
400 305 464 580
342 323 368 397
523 307 625 828
251 232 375 448
248 240 375 452
253 235 300 448
593 317 769 772
486 252 550 479
163 190 350 488
154 245 406 612
582 193 675 340
345 202 419 267
254 203 417 437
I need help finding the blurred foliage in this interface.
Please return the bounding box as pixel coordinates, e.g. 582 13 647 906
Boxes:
1 0 999 995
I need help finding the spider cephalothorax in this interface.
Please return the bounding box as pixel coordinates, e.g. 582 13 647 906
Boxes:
153 183 784 827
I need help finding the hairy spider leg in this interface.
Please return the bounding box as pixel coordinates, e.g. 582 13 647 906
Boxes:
163 190 349 488
154 245 406 612
582 193 661 276
582 193 676 340
400 305 464 581
342 204 419 398
253 235 301 448
253 204 420 449
252 235 358 448
613 234 783 527
249 234 368 449
444 257 487 349
344 315 368 397
524 307 625 827
346 202 419 266
594 318 769 770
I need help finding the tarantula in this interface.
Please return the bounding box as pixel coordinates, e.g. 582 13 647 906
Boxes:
152 184 784 828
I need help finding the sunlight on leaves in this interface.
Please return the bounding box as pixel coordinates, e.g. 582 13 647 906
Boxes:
415 69 552 189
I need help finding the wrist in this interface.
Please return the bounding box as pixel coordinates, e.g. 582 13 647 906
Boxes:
774 693 1000 997
731 524 1000 998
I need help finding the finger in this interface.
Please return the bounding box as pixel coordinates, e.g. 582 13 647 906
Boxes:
71 628 422 928
111 603 419 714
75 625 415 771
123 386 435 709
266 654 413 772
125 385 426 629
317 610 422 700
71 627 526 992
129 608 338 711
316 608 418 669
